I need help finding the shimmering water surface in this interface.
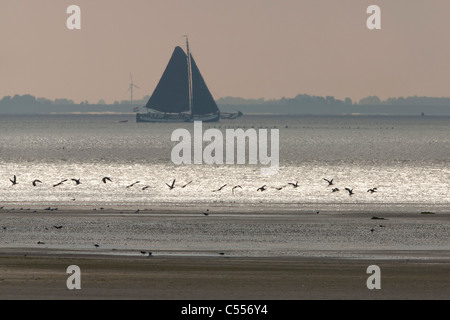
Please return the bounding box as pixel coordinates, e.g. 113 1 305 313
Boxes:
0 114 448 209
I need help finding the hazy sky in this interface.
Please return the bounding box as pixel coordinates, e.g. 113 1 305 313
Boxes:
1 0 450 104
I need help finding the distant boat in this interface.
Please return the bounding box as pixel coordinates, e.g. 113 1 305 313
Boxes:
136 37 241 123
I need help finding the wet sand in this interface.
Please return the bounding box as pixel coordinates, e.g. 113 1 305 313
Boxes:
0 253 449 300
0 207 449 300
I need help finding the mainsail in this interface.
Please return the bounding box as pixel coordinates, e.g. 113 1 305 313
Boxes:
145 46 219 116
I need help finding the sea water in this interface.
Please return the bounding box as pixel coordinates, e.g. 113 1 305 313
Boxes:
0 114 448 211
0 114 449 257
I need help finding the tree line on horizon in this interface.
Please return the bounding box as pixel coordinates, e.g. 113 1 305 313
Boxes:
2 93 450 108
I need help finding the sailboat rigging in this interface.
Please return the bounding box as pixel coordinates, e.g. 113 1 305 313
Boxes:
136 37 242 123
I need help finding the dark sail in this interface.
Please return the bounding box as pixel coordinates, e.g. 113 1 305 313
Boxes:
145 46 219 115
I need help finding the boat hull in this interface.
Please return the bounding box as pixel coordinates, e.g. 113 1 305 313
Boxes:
136 111 220 123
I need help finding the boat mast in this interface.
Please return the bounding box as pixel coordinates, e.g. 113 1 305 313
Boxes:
185 35 193 119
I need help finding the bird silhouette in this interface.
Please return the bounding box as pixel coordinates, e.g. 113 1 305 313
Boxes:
32 179 42 187
71 178 81 185
53 225 63 229
212 184 227 192
94 244 100 248
126 181 140 188
367 187 378 193
166 179 176 190
102 177 112 183
323 178 334 186
142 185 151 190
288 181 299 188
181 181 192 188
9 175 18 186
232 185 242 193
203 209 210 216
332 188 340 192
257 185 267 192
345 188 354 196
53 179 68 187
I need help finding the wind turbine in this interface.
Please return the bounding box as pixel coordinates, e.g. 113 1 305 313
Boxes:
127 73 140 105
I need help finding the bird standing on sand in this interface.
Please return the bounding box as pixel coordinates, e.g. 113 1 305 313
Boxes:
323 178 334 186
9 175 18 186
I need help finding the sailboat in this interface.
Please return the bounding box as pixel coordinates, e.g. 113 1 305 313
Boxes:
137 37 227 123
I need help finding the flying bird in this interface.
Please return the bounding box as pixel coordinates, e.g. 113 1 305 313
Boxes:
203 209 210 216
53 225 63 229
345 188 354 196
53 179 68 187
332 188 340 192
232 185 242 193
288 181 299 188
212 184 227 192
367 187 378 193
257 185 267 192
102 177 112 183
9 175 18 186
32 179 42 187
126 181 140 188
181 181 192 188
323 178 334 186
142 185 151 190
166 179 176 190
71 178 81 185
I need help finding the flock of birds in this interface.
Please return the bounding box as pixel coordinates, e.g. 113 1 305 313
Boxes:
2 175 382 255
5 175 379 196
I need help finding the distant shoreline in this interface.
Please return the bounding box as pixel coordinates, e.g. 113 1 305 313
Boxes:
2 94 450 115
